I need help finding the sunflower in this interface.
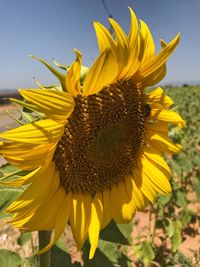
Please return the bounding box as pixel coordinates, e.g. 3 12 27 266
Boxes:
0 8 184 258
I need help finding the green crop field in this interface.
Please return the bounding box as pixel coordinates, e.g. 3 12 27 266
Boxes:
140 85 200 266
126 85 200 266
0 85 200 267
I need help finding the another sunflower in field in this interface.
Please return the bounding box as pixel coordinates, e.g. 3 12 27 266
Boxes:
0 8 184 258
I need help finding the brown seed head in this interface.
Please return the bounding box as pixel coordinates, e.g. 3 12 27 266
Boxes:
54 80 150 194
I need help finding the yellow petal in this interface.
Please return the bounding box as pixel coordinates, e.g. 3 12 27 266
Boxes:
140 64 166 87
65 49 82 97
0 119 64 144
6 162 58 213
0 141 35 149
70 193 91 249
128 7 139 51
139 20 155 62
139 33 180 78
141 155 171 194
146 130 182 154
109 18 128 53
109 18 129 74
0 141 36 160
19 89 74 122
22 175 68 231
10 206 38 228
2 143 56 170
101 189 111 229
143 146 171 177
146 87 174 108
145 120 169 135
140 38 167 86
0 166 41 186
0 141 55 159
124 175 148 210
93 21 116 54
124 7 140 78
110 181 134 224
133 166 157 203
88 192 103 259
150 105 186 128
134 149 170 201
83 49 118 96
160 39 168 48
38 192 72 254
137 27 145 62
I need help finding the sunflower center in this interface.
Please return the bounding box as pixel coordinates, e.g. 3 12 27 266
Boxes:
54 80 149 194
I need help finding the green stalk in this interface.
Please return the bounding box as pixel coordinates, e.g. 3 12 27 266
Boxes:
39 231 51 267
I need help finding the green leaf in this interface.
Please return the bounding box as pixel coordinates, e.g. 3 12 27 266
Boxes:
167 220 175 238
0 165 27 218
84 249 115 267
0 163 18 174
99 220 130 245
116 222 133 244
30 55 66 91
194 177 200 200
181 158 193 172
17 232 32 246
169 127 184 143
82 240 121 267
52 59 68 70
21 111 41 123
181 209 192 227
117 253 131 267
25 256 39 267
167 220 182 253
0 249 22 267
170 159 182 176
33 77 62 91
0 164 28 182
98 240 120 263
175 251 195 267
0 185 24 218
134 241 155 265
158 194 172 206
80 66 89 83
172 220 182 253
9 97 37 112
55 238 68 253
193 155 200 166
176 190 187 207
51 244 81 267
6 110 23 125
0 164 26 217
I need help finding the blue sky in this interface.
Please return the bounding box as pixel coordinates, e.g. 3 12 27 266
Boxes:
0 0 199 89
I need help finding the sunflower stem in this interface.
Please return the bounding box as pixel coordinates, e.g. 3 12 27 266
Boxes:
39 231 51 267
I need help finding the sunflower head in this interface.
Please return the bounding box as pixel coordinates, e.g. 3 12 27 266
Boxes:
0 8 184 259
54 79 148 194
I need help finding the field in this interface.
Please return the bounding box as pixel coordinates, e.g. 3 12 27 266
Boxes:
0 85 200 267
